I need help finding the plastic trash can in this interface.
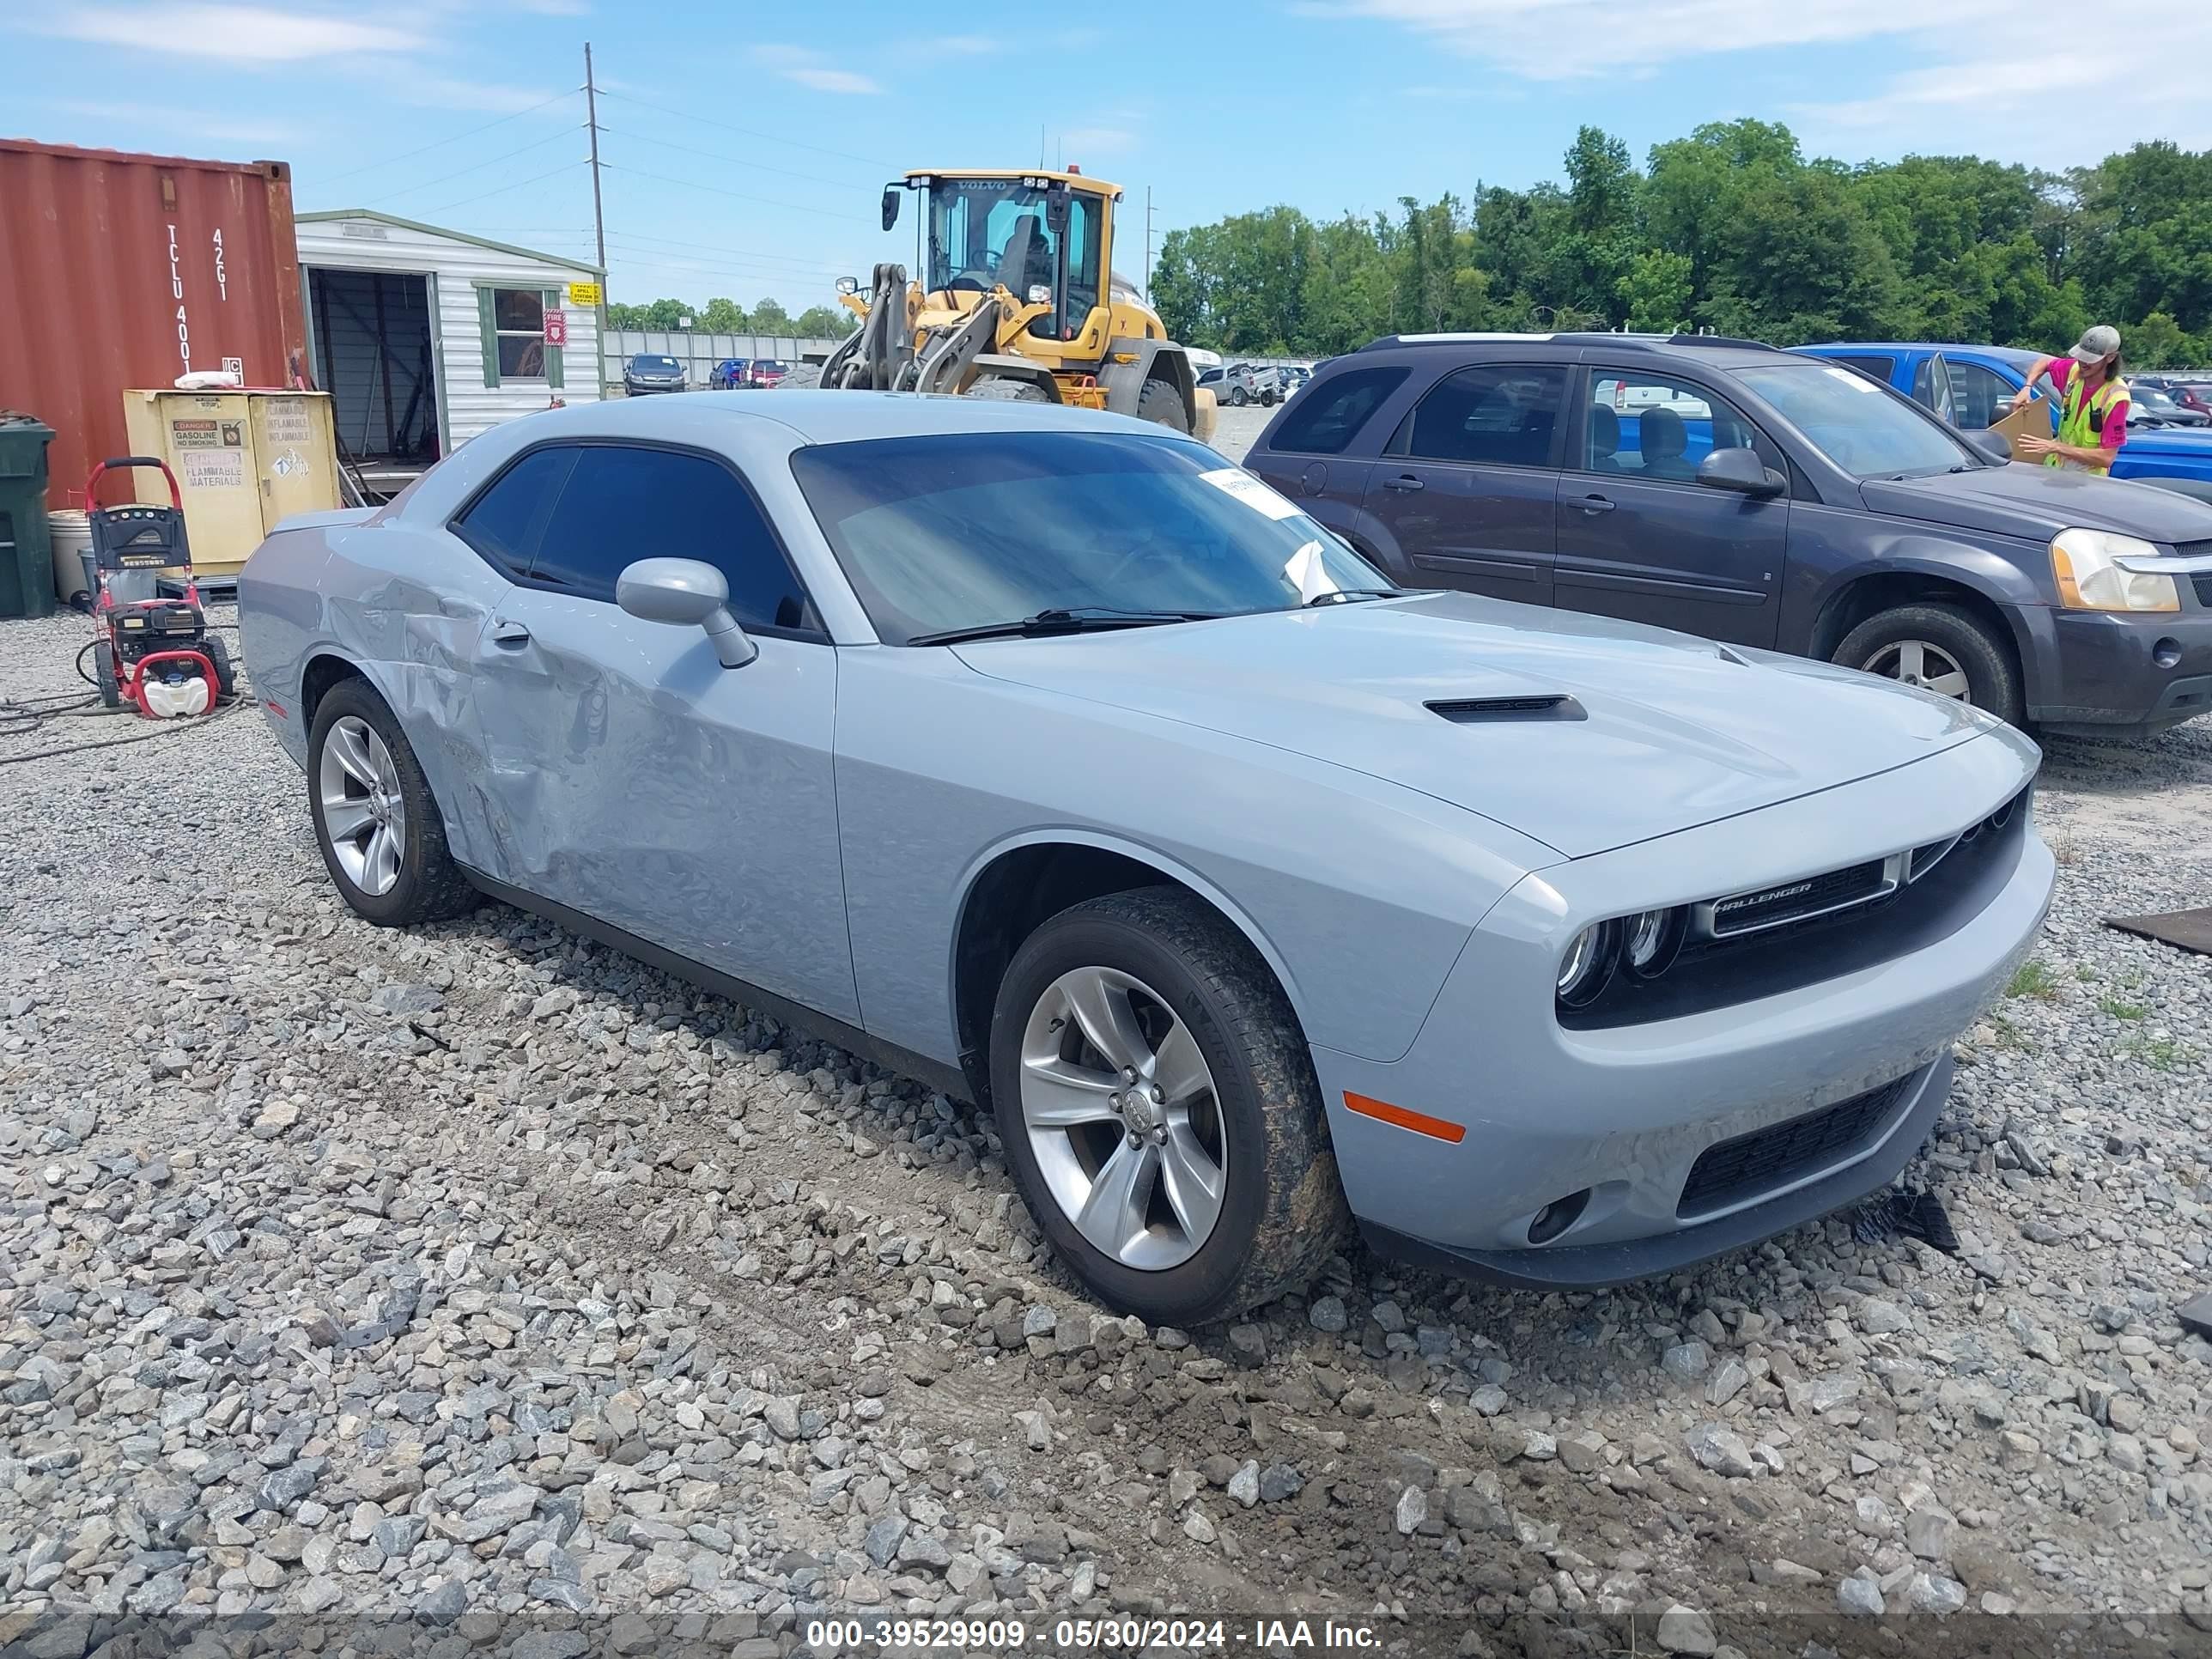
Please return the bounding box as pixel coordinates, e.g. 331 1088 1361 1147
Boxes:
0 415 57 619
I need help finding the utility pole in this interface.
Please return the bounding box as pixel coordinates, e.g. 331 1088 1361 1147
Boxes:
1145 186 1157 302
584 42 608 384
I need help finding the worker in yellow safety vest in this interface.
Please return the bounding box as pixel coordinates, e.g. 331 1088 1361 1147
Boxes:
2010 325 2130 473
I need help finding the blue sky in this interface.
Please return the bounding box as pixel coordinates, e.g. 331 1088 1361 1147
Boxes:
19 1 2206 314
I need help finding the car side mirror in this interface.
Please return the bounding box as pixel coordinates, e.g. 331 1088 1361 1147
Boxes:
1963 429 2013 464
616 557 757 669
1695 447 1785 497
880 186 902 232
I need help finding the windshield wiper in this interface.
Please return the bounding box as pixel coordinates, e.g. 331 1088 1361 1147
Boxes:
906 607 1221 647
1304 588 1404 607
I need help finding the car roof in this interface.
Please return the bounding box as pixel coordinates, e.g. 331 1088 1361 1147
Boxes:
1801 341 2045 368
532 388 1173 446
1351 331 1792 371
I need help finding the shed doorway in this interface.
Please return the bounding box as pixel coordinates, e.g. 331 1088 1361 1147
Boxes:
306 267 440 482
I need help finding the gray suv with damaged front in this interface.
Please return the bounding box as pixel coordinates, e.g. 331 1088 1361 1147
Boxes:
239 392 2052 1323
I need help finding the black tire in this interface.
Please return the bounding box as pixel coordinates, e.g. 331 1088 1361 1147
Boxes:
201 633 236 699
989 887 1349 1325
968 378 1051 403
1228 386 1249 408
307 678 477 927
1833 602 2023 727
93 641 121 710
1136 379 1191 434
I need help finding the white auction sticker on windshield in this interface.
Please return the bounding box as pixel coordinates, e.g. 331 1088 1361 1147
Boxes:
1200 466 1304 520
1823 366 1879 392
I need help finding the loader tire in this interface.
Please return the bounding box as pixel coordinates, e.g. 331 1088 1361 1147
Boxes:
1136 379 1191 434
969 379 1051 402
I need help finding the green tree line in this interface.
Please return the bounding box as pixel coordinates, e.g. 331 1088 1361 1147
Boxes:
1150 121 2212 365
605 295 850 337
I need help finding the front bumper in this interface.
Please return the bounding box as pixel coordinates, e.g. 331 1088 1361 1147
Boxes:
1310 729 2052 1288
2023 605 2212 735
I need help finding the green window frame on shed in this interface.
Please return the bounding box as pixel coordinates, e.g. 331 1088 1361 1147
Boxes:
477 284 565 390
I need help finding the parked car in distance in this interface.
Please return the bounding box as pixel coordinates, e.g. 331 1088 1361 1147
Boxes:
2129 384 2211 428
2129 374 2212 416
623 354 687 395
1249 332 2212 738
710 359 751 390
237 392 2053 1321
1198 363 1271 408
1796 342 2212 489
748 359 790 389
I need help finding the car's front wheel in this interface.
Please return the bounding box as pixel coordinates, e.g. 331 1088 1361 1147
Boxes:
1834 602 2023 726
990 888 1347 1325
307 678 477 927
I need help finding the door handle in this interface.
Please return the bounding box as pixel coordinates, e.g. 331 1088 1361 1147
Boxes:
1382 475 1425 493
490 619 532 647
1576 495 1618 514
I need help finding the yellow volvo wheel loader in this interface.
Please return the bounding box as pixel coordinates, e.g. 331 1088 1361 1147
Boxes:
796 168 1216 442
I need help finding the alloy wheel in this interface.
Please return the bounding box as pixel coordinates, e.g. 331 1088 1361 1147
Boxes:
1018 966 1228 1271
318 714 408 896
1861 638 1972 702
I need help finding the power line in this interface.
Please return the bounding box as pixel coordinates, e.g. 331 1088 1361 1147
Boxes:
367 126 582 206
317 88 581 187
417 160 588 218
597 161 872 223
593 86 898 171
597 126 874 194
605 228 854 273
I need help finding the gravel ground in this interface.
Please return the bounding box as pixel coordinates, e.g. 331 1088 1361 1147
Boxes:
4 589 2212 1658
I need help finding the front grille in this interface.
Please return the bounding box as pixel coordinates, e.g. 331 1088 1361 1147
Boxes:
2194 574 2212 608
1708 859 1887 937
1678 1074 1912 1217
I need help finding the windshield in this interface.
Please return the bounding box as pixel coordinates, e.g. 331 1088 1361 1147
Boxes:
790 431 1389 645
634 356 678 371
927 179 1103 331
1735 362 1975 477
2136 386 2177 410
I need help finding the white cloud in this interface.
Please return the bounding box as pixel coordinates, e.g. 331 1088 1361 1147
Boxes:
43 97 308 146
751 44 882 95
1317 0 2212 159
35 3 426 61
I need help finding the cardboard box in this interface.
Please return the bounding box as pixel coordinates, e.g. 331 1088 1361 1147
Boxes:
1987 396 2051 460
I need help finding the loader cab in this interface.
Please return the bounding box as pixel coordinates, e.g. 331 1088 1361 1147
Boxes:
896 172 1108 346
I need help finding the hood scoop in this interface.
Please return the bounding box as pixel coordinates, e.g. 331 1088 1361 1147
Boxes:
1425 694 1587 725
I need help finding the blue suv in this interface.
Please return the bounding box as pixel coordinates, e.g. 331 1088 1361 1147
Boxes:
1246 331 2212 738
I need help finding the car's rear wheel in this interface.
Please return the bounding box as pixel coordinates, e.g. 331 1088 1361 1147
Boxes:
1228 386 1249 407
990 888 1347 1325
307 679 477 927
1834 603 2022 726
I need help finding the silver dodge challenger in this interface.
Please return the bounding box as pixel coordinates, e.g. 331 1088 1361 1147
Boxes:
239 392 2055 1324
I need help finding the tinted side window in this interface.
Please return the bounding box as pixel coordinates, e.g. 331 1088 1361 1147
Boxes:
1829 354 1896 384
453 447 577 571
1393 364 1565 467
1948 361 2014 428
1584 373 1784 481
1268 366 1407 454
526 446 813 630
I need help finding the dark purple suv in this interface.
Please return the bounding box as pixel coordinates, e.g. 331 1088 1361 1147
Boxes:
1244 331 2212 738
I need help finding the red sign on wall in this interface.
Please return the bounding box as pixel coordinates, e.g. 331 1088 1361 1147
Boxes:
543 310 568 347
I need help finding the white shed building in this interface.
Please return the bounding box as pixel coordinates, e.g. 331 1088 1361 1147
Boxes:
293 210 603 477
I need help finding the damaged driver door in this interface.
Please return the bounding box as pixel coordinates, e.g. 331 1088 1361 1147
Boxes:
459 441 858 1024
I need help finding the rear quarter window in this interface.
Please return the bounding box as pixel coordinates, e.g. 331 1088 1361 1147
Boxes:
1265 366 1408 455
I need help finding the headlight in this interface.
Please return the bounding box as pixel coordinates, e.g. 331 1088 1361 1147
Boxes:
1556 920 1620 1009
1624 907 1688 978
2051 528 2178 613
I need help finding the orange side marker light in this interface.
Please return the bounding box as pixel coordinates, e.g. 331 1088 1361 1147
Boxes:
1343 1091 1466 1144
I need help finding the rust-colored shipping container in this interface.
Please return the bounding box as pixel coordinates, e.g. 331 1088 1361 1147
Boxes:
0 138 307 511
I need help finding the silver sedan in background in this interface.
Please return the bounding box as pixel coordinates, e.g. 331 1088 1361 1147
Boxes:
239 392 2052 1323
